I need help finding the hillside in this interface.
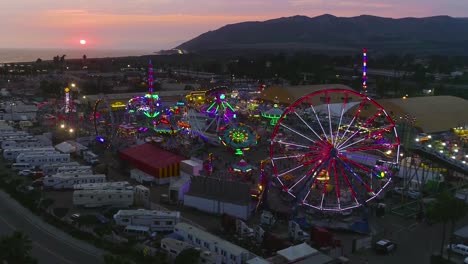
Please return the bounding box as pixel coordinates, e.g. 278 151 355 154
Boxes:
177 14 468 55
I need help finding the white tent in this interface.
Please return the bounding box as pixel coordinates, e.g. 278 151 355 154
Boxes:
54 142 76 154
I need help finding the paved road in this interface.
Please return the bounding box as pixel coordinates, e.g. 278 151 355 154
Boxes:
0 191 105 264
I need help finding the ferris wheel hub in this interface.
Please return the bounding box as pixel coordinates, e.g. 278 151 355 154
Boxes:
329 147 339 157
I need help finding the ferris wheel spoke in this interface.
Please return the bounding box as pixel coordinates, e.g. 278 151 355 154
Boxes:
289 157 326 192
272 153 316 161
338 127 395 151
337 158 375 195
279 123 316 143
272 140 310 149
338 98 368 143
297 158 328 203
293 111 323 141
326 94 335 146
337 162 359 205
338 154 371 173
308 102 328 141
277 164 305 178
332 159 341 209
341 143 398 153
335 93 348 147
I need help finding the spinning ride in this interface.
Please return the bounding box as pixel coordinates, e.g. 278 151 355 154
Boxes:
189 87 237 143
269 89 400 211
220 124 257 155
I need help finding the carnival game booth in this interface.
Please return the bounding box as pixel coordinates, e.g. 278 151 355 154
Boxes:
119 143 185 184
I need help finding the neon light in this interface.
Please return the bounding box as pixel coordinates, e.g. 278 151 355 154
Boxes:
362 48 367 91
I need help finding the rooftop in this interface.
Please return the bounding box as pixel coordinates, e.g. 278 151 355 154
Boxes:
277 243 318 261
115 209 180 218
175 222 249 256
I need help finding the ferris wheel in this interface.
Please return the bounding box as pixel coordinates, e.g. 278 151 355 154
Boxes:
270 89 400 211
93 97 116 146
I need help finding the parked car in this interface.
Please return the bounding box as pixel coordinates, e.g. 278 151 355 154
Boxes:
375 239 397 254
447 244 468 256
18 169 34 176
465 256 468 264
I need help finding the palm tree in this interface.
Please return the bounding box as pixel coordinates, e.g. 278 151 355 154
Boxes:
0 231 37 263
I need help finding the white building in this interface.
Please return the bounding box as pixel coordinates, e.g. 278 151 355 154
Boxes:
43 174 106 189
169 177 191 203
114 209 180 232
73 189 134 208
180 159 203 176
174 222 252 264
16 153 70 168
184 177 253 220
73 181 130 190
3 147 56 160
42 162 80 175
161 238 218 264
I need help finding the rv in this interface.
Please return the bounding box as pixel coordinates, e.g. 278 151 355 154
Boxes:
42 162 80 175
11 163 33 171
73 189 134 208
56 166 93 175
124 225 150 238
74 181 131 190
3 147 57 160
82 151 99 165
113 209 180 232
130 169 155 184
16 153 70 168
43 174 106 189
2 139 45 149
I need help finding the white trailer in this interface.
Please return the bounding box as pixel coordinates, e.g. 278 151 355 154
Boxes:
16 153 70 168
130 169 155 184
82 151 99 165
73 189 134 208
2 139 45 149
42 162 80 175
180 159 203 176
74 181 131 190
113 209 180 232
56 166 93 175
3 147 56 160
43 174 106 189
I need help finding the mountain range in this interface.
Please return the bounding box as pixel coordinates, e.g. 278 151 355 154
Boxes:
177 14 468 55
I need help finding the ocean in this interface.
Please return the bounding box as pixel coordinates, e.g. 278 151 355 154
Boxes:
0 48 155 63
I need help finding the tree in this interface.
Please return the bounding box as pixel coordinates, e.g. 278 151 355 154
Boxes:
35 58 42 64
0 231 37 264
174 248 200 264
427 191 467 258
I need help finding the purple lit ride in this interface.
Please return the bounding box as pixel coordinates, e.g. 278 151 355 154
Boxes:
125 60 164 130
188 87 237 144
269 89 400 211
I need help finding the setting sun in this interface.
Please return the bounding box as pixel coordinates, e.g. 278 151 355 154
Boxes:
79 39 86 45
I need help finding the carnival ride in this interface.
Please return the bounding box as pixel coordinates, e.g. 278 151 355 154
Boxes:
220 124 257 155
269 89 400 211
261 104 284 126
38 87 82 130
93 96 117 146
125 60 164 130
188 87 237 144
